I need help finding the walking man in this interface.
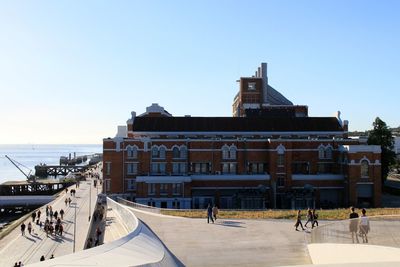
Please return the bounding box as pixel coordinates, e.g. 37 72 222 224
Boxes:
212 204 219 221
349 206 359 243
21 222 26 236
294 210 305 231
60 209 65 220
207 204 214 224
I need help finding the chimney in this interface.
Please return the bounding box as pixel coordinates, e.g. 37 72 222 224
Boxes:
343 120 349 138
261 63 268 103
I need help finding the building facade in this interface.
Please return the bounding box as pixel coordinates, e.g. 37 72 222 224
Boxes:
103 63 381 209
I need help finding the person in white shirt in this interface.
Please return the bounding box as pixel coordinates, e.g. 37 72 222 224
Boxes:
359 208 370 243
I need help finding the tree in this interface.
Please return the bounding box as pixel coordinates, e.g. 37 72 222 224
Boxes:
367 117 396 184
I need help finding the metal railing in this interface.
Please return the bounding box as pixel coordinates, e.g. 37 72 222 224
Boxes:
117 198 163 214
308 215 400 248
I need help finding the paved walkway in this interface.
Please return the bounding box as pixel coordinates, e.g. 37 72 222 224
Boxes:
130 208 312 267
0 179 100 267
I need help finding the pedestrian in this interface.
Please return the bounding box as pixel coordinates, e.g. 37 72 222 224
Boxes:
68 197 72 206
50 210 54 221
359 208 370 243
206 203 214 224
27 222 32 235
294 210 305 231
349 206 359 243
86 237 93 249
40 255 45 261
50 254 55 259
212 204 219 221
65 198 68 206
14 262 18 267
59 224 63 236
21 222 26 236
54 210 58 220
60 209 64 220
31 211 36 222
304 208 313 228
65 188 68 194
96 226 102 240
18 261 23 267
312 209 319 228
37 210 41 220
46 205 49 217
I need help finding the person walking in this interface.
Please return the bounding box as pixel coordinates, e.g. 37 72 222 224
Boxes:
20 222 26 236
37 210 41 220
212 204 219 221
31 211 36 223
27 222 32 235
60 209 65 220
312 209 319 228
40 255 45 261
206 204 214 224
294 210 305 231
304 208 313 228
349 206 359 243
359 208 370 243
50 254 55 259
54 210 58 220
65 198 68 206
68 197 72 206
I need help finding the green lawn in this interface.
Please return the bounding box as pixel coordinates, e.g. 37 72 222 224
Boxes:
161 208 400 220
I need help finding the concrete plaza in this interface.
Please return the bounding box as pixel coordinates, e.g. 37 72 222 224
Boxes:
130 208 312 267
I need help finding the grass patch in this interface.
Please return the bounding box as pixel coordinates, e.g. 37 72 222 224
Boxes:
161 208 400 220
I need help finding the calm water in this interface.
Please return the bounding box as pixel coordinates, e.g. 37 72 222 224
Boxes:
0 144 102 184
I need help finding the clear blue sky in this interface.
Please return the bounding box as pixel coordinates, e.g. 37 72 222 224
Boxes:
0 0 399 144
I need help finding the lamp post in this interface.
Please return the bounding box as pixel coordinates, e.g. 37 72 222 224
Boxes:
73 200 77 253
88 182 92 221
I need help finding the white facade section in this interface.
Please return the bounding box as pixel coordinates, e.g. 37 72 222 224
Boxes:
344 145 381 154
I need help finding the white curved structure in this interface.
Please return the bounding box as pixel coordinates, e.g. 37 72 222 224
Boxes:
27 198 182 267
307 215 400 266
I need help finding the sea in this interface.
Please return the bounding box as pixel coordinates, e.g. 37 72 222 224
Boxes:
0 144 102 184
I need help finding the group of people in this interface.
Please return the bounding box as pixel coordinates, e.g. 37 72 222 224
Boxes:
206 204 219 224
294 208 319 231
349 207 370 243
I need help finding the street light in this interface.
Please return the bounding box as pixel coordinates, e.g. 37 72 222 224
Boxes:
88 182 92 222
73 200 77 253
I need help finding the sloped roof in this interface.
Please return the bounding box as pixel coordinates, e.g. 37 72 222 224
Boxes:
131 116 343 132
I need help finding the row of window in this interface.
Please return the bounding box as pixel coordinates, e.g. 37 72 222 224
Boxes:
126 145 336 161
148 183 182 195
106 158 371 177
124 162 268 175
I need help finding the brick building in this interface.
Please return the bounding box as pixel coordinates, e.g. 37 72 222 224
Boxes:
103 63 381 209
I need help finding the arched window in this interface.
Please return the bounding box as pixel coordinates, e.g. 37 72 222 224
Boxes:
180 146 187 158
318 146 325 159
151 146 159 159
159 146 166 159
229 146 237 160
361 160 369 177
222 145 229 160
277 145 285 166
127 146 137 159
172 147 180 158
325 147 333 159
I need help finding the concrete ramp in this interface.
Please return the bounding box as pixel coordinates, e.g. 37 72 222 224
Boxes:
26 198 182 267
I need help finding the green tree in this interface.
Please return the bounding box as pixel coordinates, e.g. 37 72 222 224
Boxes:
367 117 396 184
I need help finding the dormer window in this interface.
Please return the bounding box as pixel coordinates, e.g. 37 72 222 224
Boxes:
127 145 138 159
361 160 369 177
248 82 256 91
